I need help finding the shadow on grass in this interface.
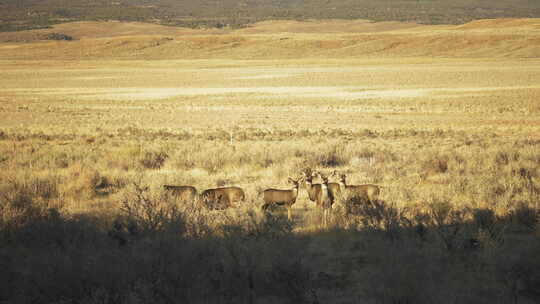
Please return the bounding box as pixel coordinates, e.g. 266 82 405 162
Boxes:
1 188 539 304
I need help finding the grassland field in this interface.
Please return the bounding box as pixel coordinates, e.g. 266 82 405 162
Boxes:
1 19 540 303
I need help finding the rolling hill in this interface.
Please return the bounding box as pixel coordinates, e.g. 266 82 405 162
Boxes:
1 18 540 59
2 0 540 32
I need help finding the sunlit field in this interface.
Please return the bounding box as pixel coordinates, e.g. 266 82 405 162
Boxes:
1 19 540 303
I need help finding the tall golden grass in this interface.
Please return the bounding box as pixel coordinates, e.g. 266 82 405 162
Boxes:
1 26 539 302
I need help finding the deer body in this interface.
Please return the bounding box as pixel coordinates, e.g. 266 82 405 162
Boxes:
201 186 245 210
338 174 380 202
303 172 321 203
163 185 198 202
327 182 341 204
262 178 301 221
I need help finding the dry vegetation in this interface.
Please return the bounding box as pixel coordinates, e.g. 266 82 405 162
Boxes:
3 0 540 31
1 19 540 303
4 19 540 59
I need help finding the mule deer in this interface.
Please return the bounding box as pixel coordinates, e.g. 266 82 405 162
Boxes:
262 177 301 221
302 170 321 204
317 174 333 228
321 171 342 205
336 173 380 202
200 186 245 210
163 185 198 202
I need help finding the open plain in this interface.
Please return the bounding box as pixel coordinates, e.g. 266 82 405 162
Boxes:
1 19 540 303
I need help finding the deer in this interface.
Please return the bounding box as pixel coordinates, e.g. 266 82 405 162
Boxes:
304 170 341 207
316 173 333 228
320 171 342 205
302 170 321 204
163 185 198 202
261 177 302 221
200 186 245 210
334 172 381 202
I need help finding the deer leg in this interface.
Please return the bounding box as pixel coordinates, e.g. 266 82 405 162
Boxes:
325 209 330 228
325 209 329 228
287 207 292 221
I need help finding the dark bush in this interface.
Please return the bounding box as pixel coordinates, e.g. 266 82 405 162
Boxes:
120 182 185 235
139 150 168 169
509 202 538 230
312 145 348 168
0 198 312 304
42 32 73 41
422 153 449 175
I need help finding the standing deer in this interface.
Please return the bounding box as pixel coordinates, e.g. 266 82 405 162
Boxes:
262 177 302 221
323 171 342 205
200 186 245 210
163 185 198 202
302 170 321 204
317 173 333 228
336 173 380 202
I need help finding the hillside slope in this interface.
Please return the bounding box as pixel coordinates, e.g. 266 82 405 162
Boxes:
3 0 540 32
1 19 539 59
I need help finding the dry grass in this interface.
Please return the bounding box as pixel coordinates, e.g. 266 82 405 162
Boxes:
2 19 540 59
1 19 540 303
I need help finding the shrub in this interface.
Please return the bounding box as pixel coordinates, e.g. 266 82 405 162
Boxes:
86 170 110 194
0 177 63 243
427 199 467 251
472 208 496 230
344 197 406 239
1 175 59 203
42 33 73 41
422 153 449 175
309 144 349 168
495 151 511 166
139 150 168 169
120 182 185 235
509 202 538 231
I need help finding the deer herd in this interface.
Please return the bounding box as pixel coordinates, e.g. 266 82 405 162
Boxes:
163 169 381 226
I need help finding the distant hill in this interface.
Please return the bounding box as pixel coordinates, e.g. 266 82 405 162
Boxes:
1 19 540 60
2 0 540 32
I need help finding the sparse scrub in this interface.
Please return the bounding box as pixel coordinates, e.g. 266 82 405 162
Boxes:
1 130 540 302
0 175 64 243
508 201 539 231
421 152 450 176
120 182 185 234
0 173 60 203
426 199 469 251
41 32 73 41
306 142 350 168
344 197 405 236
1 55 540 303
139 149 168 169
